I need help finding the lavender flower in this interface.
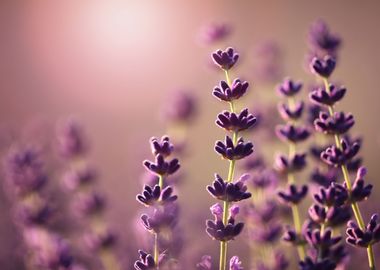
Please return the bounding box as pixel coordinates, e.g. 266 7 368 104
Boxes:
309 84 346 106
216 109 257 132
215 136 253 160
207 174 251 202
4 146 47 196
276 124 310 143
57 119 87 158
134 250 156 270
349 167 373 203
213 79 249 102
229 256 243 270
276 78 303 97
140 205 178 234
314 111 354 135
321 139 360 167
206 204 244 242
143 154 180 176
310 56 336 78
149 136 174 157
308 19 341 55
278 101 304 121
136 185 177 207
197 255 212 269
313 183 348 207
212 47 239 70
162 91 197 124
275 153 307 174
346 214 380 247
278 184 308 205
200 22 231 44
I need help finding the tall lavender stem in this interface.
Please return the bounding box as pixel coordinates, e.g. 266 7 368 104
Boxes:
276 78 310 260
207 47 255 270
310 56 377 270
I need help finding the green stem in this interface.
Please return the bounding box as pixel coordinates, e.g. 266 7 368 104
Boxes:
322 77 376 270
287 139 306 260
153 174 164 269
158 175 164 189
154 233 159 268
218 69 238 269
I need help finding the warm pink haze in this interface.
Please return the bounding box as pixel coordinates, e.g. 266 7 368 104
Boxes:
1 1 380 269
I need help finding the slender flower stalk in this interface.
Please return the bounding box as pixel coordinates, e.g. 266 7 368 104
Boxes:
275 78 310 260
310 56 378 270
136 136 180 269
207 47 255 270
57 119 120 270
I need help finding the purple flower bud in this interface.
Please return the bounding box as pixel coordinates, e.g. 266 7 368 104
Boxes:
305 228 341 250
216 109 257 132
276 124 310 143
252 223 282 243
212 47 239 70
210 203 223 220
15 199 53 226
314 111 354 135
229 256 243 270
141 206 178 235
309 84 346 106
134 250 156 270
63 166 97 191
310 168 337 187
205 218 244 242
276 78 303 97
229 205 240 220
207 174 251 202
4 146 47 196
314 182 348 207
143 154 180 177
150 136 174 157
197 255 212 270
283 228 305 246
213 79 249 102
137 184 178 207
250 169 278 190
57 119 87 158
85 229 117 251
278 184 308 205
278 101 304 121
199 22 231 45
275 153 307 175
346 214 380 248
162 91 197 124
308 19 341 54
246 200 278 223
75 191 106 217
321 139 360 167
310 56 336 78
348 166 373 203
215 136 254 160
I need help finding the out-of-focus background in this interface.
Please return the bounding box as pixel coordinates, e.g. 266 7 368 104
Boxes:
1 1 380 269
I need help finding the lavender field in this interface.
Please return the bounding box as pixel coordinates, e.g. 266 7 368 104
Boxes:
0 1 380 269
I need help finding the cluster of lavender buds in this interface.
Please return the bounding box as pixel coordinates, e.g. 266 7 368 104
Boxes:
203 47 256 270
199 22 231 45
136 136 180 269
308 28 379 268
57 119 120 269
243 168 289 270
3 146 80 269
275 78 310 260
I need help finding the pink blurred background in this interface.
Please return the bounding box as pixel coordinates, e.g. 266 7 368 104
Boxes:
1 0 380 268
